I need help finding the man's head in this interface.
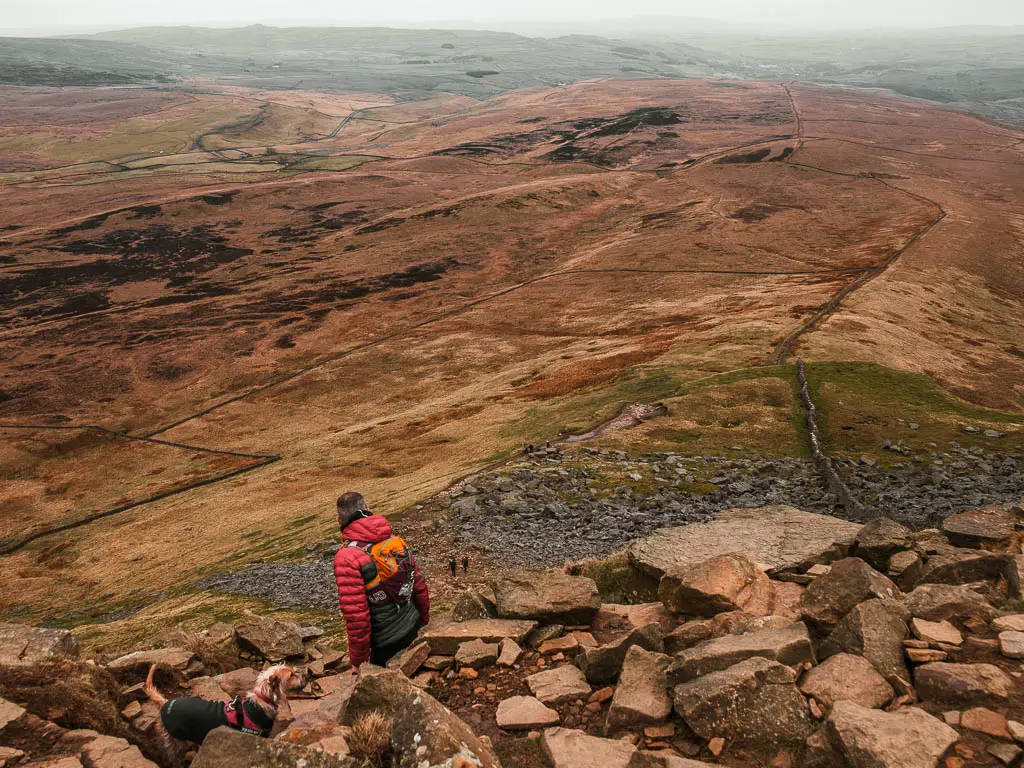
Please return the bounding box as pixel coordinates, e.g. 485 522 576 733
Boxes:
337 491 369 530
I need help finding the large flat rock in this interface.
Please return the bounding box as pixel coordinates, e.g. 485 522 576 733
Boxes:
492 570 601 625
629 506 860 585
540 727 637 768
667 623 814 685
0 622 78 666
421 618 536 655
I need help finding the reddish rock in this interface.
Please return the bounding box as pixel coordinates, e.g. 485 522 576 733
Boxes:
668 623 814 685
961 707 1011 739
527 665 592 705
386 640 429 677
454 638 499 669
420 618 536 655
606 646 672 731
798 653 893 710
911 619 963 647
799 558 901 630
496 696 560 730
540 727 637 768
914 662 1013 705
827 701 958 768
210 671 258 700
659 553 775 618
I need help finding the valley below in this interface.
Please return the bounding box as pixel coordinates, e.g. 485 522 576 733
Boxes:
0 72 1021 654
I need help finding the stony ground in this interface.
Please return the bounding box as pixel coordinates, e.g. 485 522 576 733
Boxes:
198 443 1024 611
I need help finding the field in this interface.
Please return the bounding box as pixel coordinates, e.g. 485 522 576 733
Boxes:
0 73 1022 638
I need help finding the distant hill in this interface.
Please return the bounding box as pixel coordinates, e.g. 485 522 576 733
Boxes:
0 24 1021 125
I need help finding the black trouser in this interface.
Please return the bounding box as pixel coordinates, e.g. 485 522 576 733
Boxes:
370 622 421 666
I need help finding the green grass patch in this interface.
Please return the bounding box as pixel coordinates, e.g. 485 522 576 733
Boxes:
805 361 1024 459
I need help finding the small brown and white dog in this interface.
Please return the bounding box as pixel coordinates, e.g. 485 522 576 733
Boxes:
144 663 307 766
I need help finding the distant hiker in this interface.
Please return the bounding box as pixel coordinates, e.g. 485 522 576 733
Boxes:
448 557 458 578
333 492 430 669
462 556 469 574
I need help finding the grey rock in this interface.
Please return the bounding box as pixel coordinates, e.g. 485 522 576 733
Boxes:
667 623 814 685
821 599 910 681
672 657 813 745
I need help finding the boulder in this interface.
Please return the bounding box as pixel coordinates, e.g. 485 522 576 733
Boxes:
605 646 671 731
0 623 78 666
386 641 430 677
664 612 792 654
667 623 814 685
629 506 859 590
658 553 775 617
20 759 83 768
420 619 536 655
191 727 356 767
233 616 305 660
107 647 195 672
391 688 501 768
942 505 1016 548
798 653 893 710
527 665 592 705
496 696 560 730
672 657 813 745
492 571 600 625
914 662 1013 705
213 667 259 698
853 517 911 571
915 549 1012 589
60 730 159 768
576 623 664 685
497 638 523 667
827 701 958 768
451 588 498 622
820 599 909 681
338 666 414 725
540 727 637 768
455 639 499 669
798 559 901 630
904 583 996 625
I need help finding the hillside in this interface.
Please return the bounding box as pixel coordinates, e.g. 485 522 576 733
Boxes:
0 74 1021 644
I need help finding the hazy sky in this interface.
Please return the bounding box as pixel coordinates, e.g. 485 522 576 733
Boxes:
4 0 1024 35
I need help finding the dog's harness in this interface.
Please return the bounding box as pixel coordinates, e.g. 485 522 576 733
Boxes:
224 696 274 737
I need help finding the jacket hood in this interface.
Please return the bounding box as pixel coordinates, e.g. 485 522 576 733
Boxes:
341 513 393 544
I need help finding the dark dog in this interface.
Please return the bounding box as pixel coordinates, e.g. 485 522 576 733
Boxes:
144 663 306 766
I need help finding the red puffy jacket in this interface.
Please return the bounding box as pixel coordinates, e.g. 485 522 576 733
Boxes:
333 514 430 667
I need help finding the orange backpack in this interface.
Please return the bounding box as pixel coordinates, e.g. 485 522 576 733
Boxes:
349 536 417 606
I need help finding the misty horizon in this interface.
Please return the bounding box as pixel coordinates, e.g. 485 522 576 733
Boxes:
4 0 1024 38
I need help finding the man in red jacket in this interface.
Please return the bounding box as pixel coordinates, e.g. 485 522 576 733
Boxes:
333 491 430 669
